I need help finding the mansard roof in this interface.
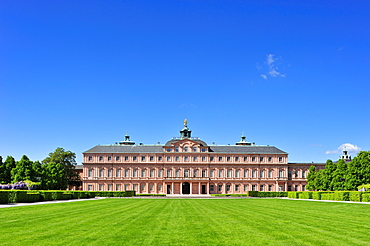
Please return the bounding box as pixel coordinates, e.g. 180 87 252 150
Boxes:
84 144 287 154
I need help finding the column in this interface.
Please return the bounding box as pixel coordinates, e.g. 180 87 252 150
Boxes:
190 182 193 195
198 182 201 194
207 182 209 195
180 182 183 195
172 182 174 194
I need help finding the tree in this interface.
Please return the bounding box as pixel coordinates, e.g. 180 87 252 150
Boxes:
11 155 34 182
306 165 317 190
0 156 16 184
330 159 347 190
346 151 370 190
41 162 67 190
42 148 80 188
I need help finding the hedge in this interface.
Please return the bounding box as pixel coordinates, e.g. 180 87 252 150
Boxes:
288 191 370 202
246 191 288 197
94 191 136 197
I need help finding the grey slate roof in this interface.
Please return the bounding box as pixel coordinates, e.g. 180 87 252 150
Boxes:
84 145 287 154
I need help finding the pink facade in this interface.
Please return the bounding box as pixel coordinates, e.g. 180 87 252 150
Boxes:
82 123 325 194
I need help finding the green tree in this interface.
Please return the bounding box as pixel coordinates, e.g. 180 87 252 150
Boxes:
11 155 34 182
346 151 370 190
41 162 67 190
306 165 317 190
318 159 336 190
42 148 80 188
0 156 16 184
330 159 347 190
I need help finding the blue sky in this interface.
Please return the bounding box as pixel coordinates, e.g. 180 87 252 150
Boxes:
1 0 369 165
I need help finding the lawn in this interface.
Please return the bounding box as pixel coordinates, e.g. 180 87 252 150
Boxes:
1 198 370 245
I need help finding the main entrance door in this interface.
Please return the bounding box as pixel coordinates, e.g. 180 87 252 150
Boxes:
182 182 190 194
167 185 171 194
201 185 206 194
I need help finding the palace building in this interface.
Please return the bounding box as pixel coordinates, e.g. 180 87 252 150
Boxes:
82 121 325 194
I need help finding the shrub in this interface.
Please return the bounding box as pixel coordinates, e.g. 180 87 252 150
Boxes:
349 192 362 202
0 191 9 204
333 191 350 201
321 193 334 200
288 192 301 199
312 192 321 200
246 191 259 197
299 192 313 199
362 193 370 202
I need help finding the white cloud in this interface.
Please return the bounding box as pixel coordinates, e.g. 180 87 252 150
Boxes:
326 143 361 155
259 54 286 79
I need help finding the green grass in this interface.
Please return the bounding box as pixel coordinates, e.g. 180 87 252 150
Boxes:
1 199 370 245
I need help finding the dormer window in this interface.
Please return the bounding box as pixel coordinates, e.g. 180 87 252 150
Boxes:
193 147 197 152
175 147 179 152
201 148 206 152
184 146 188 152
166 148 171 152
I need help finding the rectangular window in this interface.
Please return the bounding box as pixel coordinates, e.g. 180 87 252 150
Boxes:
167 170 171 177
116 169 120 177
167 156 171 161
141 170 146 177
107 184 113 191
116 184 121 191
99 184 103 191
175 157 179 162
235 157 239 162
108 169 112 177
124 169 128 177
235 185 239 192
99 169 104 177
141 184 145 191
279 185 284 191
252 185 256 191
210 170 214 178
218 157 222 162
150 169 154 178
268 185 273 191
219 170 223 178
88 169 93 177
193 156 197 161
268 170 273 178
288 171 292 179
158 156 162 161
193 170 198 177
252 157 256 162
202 156 206 162
260 170 264 178
158 184 162 191
158 170 163 178
184 170 189 178
243 156 248 162
302 171 306 178
268 157 272 162
124 156 128 161
252 170 256 178
202 170 206 178
150 156 154 161
150 184 154 191
227 170 231 178
210 185 214 192
184 156 189 161
260 185 264 191
295 171 298 178
260 157 264 162
116 156 120 161
88 185 92 191
226 184 231 191
124 184 129 191
244 170 248 178
99 156 103 161
108 156 112 161
279 157 283 162
218 184 222 192
235 170 239 178
133 170 137 177
302 185 306 191
133 156 137 161
88 156 92 161
210 157 214 161
244 184 248 192
227 157 231 162
175 170 179 177
279 170 283 178
141 156 146 161
133 184 137 191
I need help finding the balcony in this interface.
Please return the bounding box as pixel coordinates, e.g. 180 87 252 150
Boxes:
163 176 210 180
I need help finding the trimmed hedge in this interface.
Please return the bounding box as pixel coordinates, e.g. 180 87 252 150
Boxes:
288 191 370 202
94 191 136 197
247 191 288 197
136 194 166 196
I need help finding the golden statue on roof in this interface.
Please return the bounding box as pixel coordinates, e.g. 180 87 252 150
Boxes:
184 119 188 127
